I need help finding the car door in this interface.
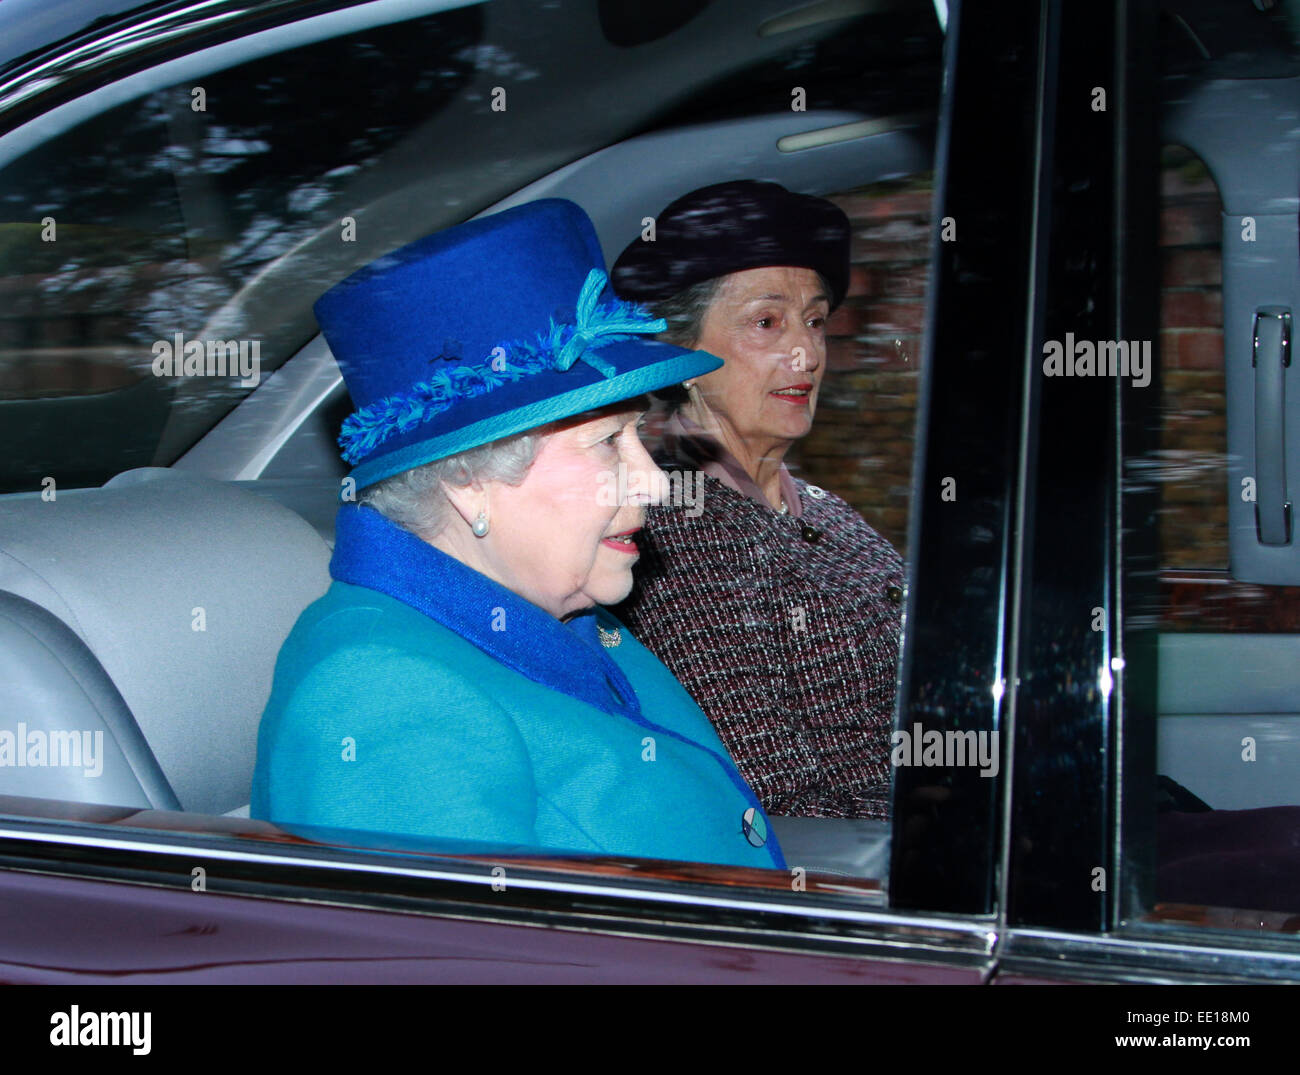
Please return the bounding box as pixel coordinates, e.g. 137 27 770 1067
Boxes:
0 0 1007 991
4 0 1293 1011
946 0 1300 986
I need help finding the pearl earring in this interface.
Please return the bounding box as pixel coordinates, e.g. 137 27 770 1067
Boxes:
471 510 490 537
683 380 696 390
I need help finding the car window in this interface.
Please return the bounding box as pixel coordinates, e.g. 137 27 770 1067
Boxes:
0 0 983 965
1119 7 1300 939
888 0 1300 985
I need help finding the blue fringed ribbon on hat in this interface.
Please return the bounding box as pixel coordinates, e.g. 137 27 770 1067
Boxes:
338 269 665 465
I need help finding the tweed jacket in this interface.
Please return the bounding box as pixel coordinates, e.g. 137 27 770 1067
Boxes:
616 455 906 819
251 504 784 870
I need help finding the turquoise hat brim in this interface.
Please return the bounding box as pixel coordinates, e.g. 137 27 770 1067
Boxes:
347 345 721 489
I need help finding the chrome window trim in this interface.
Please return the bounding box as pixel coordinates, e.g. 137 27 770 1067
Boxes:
0 815 997 968
1000 925 1300 984
9 813 1299 978
0 0 481 168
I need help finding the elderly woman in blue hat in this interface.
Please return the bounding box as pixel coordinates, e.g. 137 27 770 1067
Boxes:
250 199 783 869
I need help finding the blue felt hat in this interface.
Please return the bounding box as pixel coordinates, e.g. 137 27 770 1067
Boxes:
315 199 723 489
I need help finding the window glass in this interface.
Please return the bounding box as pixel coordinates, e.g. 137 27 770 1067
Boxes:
622 169 930 877
0 0 948 906
1125 0 1300 929
0 5 486 493
792 175 929 554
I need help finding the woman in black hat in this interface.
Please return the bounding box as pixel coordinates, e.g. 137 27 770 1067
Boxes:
612 180 906 821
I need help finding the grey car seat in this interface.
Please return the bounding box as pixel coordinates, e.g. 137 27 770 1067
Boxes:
0 468 331 815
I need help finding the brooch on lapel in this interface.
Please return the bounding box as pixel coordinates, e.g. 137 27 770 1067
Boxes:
741 806 768 847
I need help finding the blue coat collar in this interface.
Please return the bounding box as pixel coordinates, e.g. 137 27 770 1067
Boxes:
330 504 640 719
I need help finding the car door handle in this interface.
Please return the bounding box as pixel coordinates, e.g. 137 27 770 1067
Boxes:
1253 305 1292 545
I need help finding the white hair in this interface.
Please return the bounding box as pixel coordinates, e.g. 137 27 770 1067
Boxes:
359 430 540 539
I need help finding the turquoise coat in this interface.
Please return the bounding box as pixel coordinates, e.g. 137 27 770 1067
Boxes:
251 504 783 870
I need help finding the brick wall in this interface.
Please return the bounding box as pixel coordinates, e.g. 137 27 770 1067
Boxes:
1157 145 1226 570
788 176 930 554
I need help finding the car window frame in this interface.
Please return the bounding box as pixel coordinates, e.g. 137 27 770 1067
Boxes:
0 0 1008 978
978 0 1300 983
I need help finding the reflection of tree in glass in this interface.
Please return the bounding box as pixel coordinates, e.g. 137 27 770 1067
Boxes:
0 7 484 348
0 8 485 488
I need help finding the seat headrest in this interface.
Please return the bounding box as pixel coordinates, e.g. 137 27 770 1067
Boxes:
0 471 331 813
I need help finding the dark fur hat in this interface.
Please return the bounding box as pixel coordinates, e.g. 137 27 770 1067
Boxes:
611 180 851 309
